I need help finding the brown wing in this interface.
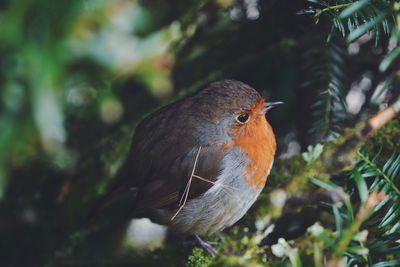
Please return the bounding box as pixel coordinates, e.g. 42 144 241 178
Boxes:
95 99 226 218
131 145 226 215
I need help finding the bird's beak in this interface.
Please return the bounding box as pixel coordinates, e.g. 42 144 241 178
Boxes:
264 101 284 112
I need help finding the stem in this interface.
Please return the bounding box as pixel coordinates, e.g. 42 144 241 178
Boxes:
314 3 353 18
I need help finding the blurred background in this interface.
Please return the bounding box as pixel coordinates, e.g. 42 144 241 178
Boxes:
1 0 400 266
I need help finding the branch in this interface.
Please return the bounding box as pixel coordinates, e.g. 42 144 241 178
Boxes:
264 97 400 218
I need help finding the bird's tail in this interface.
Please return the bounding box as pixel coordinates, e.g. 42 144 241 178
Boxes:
88 185 139 221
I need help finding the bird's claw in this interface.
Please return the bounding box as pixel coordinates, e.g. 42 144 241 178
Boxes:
194 234 217 256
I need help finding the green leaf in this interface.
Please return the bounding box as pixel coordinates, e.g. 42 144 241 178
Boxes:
387 154 400 178
375 245 400 254
297 9 318 15
310 177 336 190
372 260 400 267
345 200 355 222
383 153 397 172
378 202 400 228
361 170 380 178
383 220 400 236
347 10 389 42
332 205 343 239
317 232 335 246
353 169 369 203
380 182 392 194
379 47 400 72
302 144 324 163
340 0 372 19
347 245 368 254
369 234 400 249
371 73 396 103
372 195 391 214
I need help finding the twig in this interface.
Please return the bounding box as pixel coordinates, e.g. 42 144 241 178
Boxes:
314 3 353 18
326 96 400 172
171 146 202 221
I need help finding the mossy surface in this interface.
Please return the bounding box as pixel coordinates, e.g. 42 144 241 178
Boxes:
267 154 306 190
187 248 213 267
363 119 400 158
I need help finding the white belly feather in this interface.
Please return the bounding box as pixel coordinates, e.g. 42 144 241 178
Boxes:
154 147 272 235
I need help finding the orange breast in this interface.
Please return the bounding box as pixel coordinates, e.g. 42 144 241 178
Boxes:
231 99 276 189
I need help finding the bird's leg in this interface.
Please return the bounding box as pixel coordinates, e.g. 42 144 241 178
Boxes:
194 234 217 255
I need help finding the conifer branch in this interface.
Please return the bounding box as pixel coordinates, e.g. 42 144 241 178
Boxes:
282 97 400 198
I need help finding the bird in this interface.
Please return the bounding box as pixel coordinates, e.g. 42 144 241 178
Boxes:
94 79 283 254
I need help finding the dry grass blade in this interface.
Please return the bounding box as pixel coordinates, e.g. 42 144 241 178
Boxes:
171 146 239 221
192 174 238 192
171 146 202 221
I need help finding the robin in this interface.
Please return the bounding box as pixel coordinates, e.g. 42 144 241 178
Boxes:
95 80 282 254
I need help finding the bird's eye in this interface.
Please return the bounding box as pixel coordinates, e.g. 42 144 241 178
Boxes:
236 113 250 123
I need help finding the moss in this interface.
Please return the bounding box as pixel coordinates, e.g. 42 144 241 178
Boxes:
267 154 306 189
187 248 213 267
363 119 400 157
212 237 267 267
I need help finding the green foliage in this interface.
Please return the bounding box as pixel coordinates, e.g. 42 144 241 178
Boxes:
299 0 394 43
302 144 324 163
303 39 349 138
270 149 400 266
187 248 213 267
299 0 400 138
